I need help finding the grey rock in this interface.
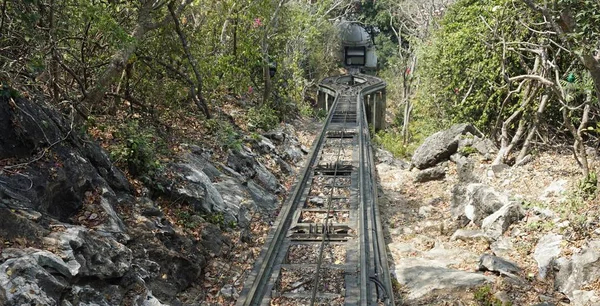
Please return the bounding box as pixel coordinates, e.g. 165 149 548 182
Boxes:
388 242 419 256
66 285 113 306
411 123 482 169
418 205 435 218
240 228 253 243
177 163 226 216
532 303 556 306
532 206 557 219
263 130 285 143
276 157 294 175
457 137 474 151
220 284 238 299
282 144 304 164
534 233 563 279
237 204 252 229
227 149 256 179
479 254 521 275
46 227 132 279
213 177 254 225
0 256 67 305
255 136 276 154
452 183 509 226
491 237 514 257
395 257 493 300
481 202 525 239
450 184 471 227
226 148 281 193
472 137 497 155
451 229 492 242
414 165 446 183
453 155 478 183
376 149 410 169
556 240 600 298
201 223 231 256
0 96 130 233
246 181 278 213
253 162 281 193
491 163 510 175
493 291 511 305
201 162 223 180
143 292 169 306
571 290 600 306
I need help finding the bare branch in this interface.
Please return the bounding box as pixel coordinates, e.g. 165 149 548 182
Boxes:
508 75 554 86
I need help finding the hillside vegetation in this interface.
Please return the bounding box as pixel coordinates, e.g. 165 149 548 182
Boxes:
367 0 600 181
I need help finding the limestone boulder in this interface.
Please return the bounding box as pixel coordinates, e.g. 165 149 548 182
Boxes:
411 123 482 169
556 240 600 299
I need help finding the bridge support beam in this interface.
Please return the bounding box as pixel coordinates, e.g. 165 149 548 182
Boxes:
363 89 386 131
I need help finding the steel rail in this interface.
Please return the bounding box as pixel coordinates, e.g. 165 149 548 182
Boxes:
309 99 349 306
236 90 341 306
236 73 392 306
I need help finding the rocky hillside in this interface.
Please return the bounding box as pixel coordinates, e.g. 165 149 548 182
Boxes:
377 123 600 306
0 95 318 305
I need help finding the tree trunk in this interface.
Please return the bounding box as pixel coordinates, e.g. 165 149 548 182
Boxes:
261 0 286 105
48 0 59 105
169 2 210 118
83 2 154 110
581 53 600 104
516 94 549 163
563 103 590 177
493 82 539 165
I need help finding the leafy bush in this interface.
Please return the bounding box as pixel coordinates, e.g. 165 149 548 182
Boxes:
473 285 510 306
218 123 242 152
577 171 598 200
459 145 478 156
204 118 242 151
373 130 410 158
247 105 279 131
110 120 162 178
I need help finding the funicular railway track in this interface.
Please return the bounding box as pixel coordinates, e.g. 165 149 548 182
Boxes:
237 74 393 306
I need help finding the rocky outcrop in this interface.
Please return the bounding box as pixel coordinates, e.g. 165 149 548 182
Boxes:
411 123 483 169
556 240 600 298
414 164 446 183
395 257 493 300
534 234 563 280
478 254 521 276
227 148 282 193
451 183 509 226
0 97 129 233
0 96 312 305
481 203 524 239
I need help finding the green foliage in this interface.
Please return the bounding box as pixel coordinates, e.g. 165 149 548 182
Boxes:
459 146 478 156
555 0 600 51
205 212 236 229
176 210 201 229
415 0 532 133
219 123 243 152
205 119 242 151
206 212 225 227
247 105 279 132
110 120 162 178
473 285 510 306
576 171 598 200
373 130 410 158
0 84 21 99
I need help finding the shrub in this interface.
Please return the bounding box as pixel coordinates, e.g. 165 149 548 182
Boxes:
110 120 161 178
247 105 279 131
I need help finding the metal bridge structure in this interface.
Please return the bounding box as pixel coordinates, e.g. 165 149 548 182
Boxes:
236 74 392 306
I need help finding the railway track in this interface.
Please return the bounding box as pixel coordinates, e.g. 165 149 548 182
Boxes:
237 74 393 306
